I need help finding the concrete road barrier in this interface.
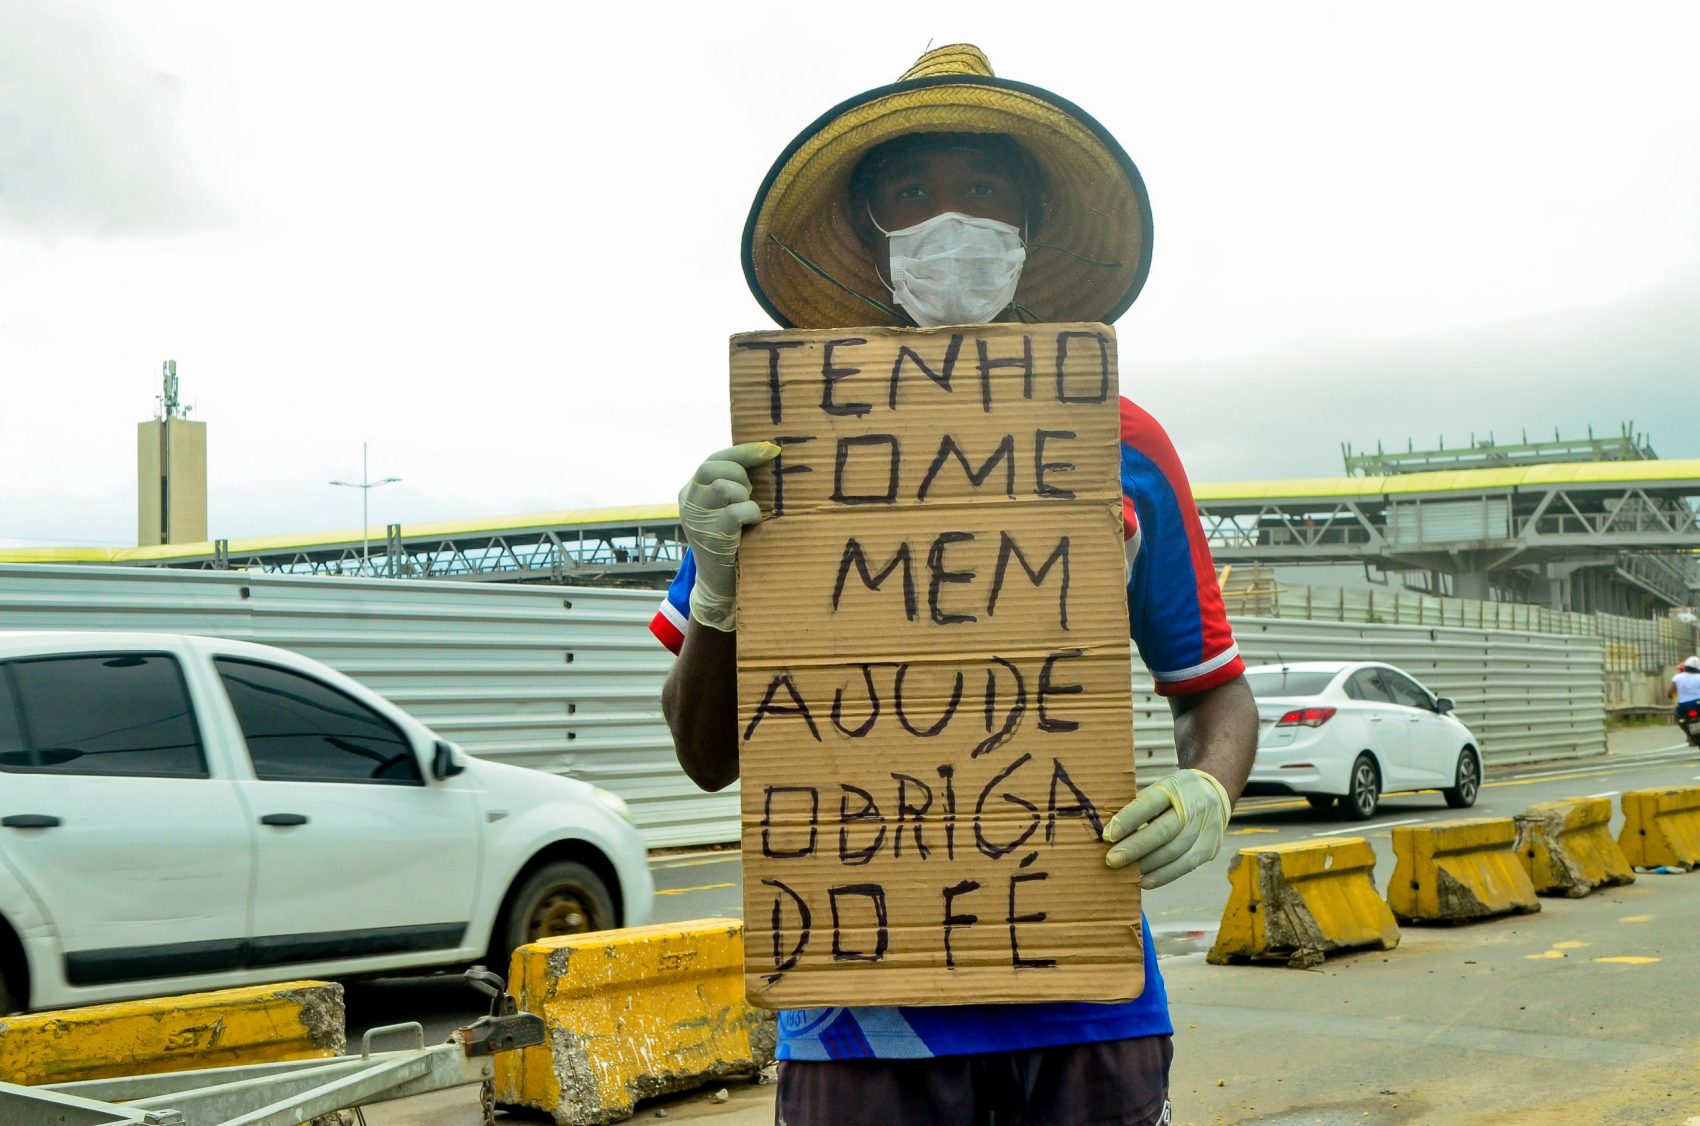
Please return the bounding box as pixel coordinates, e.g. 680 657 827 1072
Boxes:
494 918 776 1126
1514 797 1636 897
1617 787 1700 870
0 980 344 1087
1386 818 1540 924
1207 838 1400 968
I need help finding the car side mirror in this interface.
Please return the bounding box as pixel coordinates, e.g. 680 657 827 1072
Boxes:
1435 697 1455 715
431 740 466 780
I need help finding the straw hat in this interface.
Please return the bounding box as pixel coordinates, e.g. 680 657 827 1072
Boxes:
743 44 1152 329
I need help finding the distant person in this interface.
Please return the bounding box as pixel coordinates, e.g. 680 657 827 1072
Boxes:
652 44 1256 1125
1671 656 1700 725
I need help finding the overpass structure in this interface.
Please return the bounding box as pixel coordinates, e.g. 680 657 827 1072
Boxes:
1197 458 1700 613
5 460 1697 613
1 505 689 588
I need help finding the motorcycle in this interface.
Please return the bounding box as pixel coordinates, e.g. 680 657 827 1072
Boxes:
1678 701 1700 749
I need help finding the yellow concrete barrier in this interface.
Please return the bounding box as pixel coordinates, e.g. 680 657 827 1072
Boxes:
1207 838 1400 968
1386 818 1541 923
1514 797 1636 897
1617 787 1700 870
0 980 343 1087
494 918 776 1126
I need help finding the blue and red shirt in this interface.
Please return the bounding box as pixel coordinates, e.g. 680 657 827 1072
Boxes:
650 396 1242 1059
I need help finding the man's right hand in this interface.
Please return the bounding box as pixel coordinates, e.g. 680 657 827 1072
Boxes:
678 442 781 632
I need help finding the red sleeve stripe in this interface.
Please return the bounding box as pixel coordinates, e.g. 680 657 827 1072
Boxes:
649 603 685 655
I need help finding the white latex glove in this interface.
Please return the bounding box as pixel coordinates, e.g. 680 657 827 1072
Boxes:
1103 768 1233 889
678 442 781 632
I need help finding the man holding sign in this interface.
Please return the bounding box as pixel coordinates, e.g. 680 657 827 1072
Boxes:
655 44 1255 1126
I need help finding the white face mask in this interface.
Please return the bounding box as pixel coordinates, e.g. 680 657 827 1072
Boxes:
870 210 1026 327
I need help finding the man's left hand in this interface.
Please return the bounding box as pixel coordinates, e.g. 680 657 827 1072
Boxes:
1103 768 1232 889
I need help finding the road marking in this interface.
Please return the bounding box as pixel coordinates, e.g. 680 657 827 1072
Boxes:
1502 768 1632 785
653 882 736 896
1485 769 1626 789
1493 751 1694 783
1620 914 1654 923
1228 827 1280 835
1587 791 1619 799
1552 940 1589 950
1609 746 1691 762
652 854 740 870
1587 743 1689 759
1313 817 1427 836
1526 950 1566 959
1594 956 1660 965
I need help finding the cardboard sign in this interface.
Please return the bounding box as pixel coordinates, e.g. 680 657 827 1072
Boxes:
729 322 1141 1010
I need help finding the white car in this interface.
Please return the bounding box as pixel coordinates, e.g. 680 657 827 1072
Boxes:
1240 661 1481 820
0 631 653 1013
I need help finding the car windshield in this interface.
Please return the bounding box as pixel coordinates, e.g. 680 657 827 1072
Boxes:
1243 669 1338 698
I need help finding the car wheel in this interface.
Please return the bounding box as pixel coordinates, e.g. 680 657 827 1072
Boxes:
1443 749 1481 808
0 972 18 1016
1344 754 1380 821
1305 795 1336 811
497 861 616 961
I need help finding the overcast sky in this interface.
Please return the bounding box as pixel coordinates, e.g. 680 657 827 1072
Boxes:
2 1 1697 547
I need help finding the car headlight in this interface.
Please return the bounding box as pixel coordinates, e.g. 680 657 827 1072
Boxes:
593 787 637 826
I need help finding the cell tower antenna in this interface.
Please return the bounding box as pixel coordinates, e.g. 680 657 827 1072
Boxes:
156 360 192 421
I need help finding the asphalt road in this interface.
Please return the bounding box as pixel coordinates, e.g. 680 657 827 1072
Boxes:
345 735 1700 1047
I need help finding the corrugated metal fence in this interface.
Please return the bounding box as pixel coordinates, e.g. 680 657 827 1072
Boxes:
1222 578 1699 662
0 564 718 848
0 565 1606 847
1222 576 1698 712
1131 618 1605 771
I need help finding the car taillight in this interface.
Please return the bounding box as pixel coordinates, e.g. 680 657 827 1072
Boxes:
1276 707 1336 728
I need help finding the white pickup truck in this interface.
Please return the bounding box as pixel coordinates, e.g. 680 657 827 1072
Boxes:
0 631 653 1012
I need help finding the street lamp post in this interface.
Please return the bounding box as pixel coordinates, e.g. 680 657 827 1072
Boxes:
330 443 401 573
